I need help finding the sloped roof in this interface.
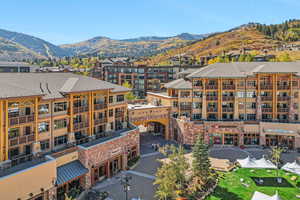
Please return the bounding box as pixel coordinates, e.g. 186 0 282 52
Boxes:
187 62 300 78
164 78 192 89
0 73 130 99
56 160 88 185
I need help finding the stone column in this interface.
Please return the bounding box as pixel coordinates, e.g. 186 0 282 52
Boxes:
234 96 239 120
202 93 207 120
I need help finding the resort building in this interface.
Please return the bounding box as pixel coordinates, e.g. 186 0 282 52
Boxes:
0 73 139 200
147 62 300 149
0 61 39 72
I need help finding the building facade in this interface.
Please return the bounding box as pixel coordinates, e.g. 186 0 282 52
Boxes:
0 61 39 72
147 62 300 149
0 73 139 200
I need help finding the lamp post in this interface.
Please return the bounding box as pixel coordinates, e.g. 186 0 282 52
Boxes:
118 173 132 200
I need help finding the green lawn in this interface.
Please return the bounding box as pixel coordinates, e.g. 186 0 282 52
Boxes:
206 168 300 200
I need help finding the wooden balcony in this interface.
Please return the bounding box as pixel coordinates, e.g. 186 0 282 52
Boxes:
180 106 192 110
277 108 289 112
73 106 89 114
277 85 290 90
260 85 273 90
9 134 35 147
206 85 218 90
261 96 273 101
222 85 235 90
9 115 34 126
94 118 108 125
277 96 290 101
115 112 125 118
207 107 218 112
94 103 107 110
206 96 218 101
73 121 89 130
222 96 234 101
222 107 234 112
262 108 272 112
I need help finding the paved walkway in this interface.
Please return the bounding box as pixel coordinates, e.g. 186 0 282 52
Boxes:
127 170 156 180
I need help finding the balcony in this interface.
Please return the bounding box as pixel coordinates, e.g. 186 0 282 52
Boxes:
73 121 89 130
262 108 272 112
115 112 125 118
9 115 34 126
260 84 273 90
9 134 35 147
222 85 235 90
277 96 290 101
277 108 289 112
73 106 89 114
180 106 192 110
222 107 234 112
94 103 107 110
206 96 218 101
207 107 218 112
222 96 234 101
261 96 273 101
277 85 290 90
206 85 218 90
94 118 108 125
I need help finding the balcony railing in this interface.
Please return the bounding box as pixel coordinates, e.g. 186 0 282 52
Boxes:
262 108 272 112
207 107 218 112
222 96 234 101
180 106 192 110
277 85 290 90
94 103 107 110
9 115 34 126
261 96 273 101
94 118 108 125
73 106 89 114
206 96 218 101
277 96 290 101
206 85 218 90
9 133 35 147
277 108 289 112
222 85 235 90
10 153 34 167
222 107 234 112
73 121 89 130
115 112 125 118
260 85 273 90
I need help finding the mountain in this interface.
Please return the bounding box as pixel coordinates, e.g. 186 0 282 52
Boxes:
60 33 209 58
0 29 71 61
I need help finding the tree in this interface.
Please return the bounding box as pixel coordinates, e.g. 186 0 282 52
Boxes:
155 145 189 200
190 136 213 193
277 53 292 62
270 147 283 180
122 81 137 101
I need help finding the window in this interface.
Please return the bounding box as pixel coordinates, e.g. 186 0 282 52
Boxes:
193 91 202 98
38 121 50 133
54 119 67 129
247 114 256 120
173 101 178 107
117 95 124 102
40 140 50 150
109 109 114 117
54 135 68 146
54 102 67 112
8 147 19 159
109 96 114 103
8 128 19 139
38 104 49 114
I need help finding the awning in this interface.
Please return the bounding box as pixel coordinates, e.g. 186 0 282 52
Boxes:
56 160 88 185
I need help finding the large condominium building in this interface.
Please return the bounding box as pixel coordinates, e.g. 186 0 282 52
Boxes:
147 62 300 149
90 65 200 98
0 61 39 72
0 73 139 200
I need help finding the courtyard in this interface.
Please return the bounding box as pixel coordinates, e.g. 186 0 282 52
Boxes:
90 134 300 200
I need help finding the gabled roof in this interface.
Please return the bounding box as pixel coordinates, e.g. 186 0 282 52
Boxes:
0 73 130 99
164 78 192 89
187 62 300 78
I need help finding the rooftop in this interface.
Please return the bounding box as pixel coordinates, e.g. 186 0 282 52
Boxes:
187 62 300 78
0 73 130 99
164 78 192 89
128 103 167 110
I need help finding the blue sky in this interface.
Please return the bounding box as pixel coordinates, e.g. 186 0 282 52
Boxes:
0 0 299 44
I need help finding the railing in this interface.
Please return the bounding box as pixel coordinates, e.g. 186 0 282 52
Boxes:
180 106 192 110
115 112 125 118
261 96 272 101
94 118 108 125
206 85 218 90
222 107 234 112
222 96 234 101
193 85 203 89
10 154 34 167
180 96 192 98
73 121 89 130
277 96 290 101
277 85 290 90
94 103 107 110
260 85 273 90
207 108 218 112
206 96 218 101
9 133 35 147
9 115 34 126
277 108 289 112
262 108 272 112
222 85 235 90
73 106 89 114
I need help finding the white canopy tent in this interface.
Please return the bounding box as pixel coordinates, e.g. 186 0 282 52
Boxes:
281 161 300 175
237 156 276 169
251 191 281 200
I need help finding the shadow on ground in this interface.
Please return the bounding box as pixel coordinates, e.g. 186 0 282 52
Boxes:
208 186 244 200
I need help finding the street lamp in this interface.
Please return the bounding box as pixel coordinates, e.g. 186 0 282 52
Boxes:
118 173 132 200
